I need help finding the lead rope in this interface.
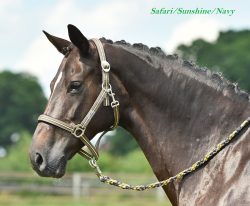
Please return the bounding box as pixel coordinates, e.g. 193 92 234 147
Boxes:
89 117 250 191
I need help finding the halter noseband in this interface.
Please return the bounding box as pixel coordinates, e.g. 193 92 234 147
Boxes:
38 38 120 161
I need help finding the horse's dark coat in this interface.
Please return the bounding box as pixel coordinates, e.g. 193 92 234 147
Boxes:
30 25 250 206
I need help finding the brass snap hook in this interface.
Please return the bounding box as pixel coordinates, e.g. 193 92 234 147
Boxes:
111 100 119 108
89 158 102 175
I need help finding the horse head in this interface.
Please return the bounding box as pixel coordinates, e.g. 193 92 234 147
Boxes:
29 25 116 177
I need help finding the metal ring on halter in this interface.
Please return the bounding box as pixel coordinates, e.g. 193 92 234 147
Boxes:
101 60 110 72
102 82 112 92
71 124 86 138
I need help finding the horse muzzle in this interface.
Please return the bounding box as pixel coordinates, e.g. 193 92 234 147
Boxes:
30 148 67 178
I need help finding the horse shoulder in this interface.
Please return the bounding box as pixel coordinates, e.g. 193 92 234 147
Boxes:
179 128 250 206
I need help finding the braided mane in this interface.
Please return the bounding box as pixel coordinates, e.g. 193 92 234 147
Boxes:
100 37 250 102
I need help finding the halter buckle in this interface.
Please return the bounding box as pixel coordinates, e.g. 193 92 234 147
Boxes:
101 61 110 72
72 124 86 138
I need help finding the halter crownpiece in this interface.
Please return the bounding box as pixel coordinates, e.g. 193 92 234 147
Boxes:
92 38 110 106
38 38 120 161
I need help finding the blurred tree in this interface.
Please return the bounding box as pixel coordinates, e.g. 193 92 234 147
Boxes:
105 127 138 156
176 30 250 92
0 71 47 147
0 131 151 173
106 30 250 156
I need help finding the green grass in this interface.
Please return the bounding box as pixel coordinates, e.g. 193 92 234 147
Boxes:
0 193 172 206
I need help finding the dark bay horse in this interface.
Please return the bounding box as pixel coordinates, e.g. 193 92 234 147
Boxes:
29 25 250 206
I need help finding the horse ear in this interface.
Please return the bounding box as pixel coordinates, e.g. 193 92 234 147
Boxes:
43 31 71 55
67 24 89 55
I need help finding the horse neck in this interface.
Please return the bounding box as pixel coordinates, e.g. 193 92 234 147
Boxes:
105 43 250 203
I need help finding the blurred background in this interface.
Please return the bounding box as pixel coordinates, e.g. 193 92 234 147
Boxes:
0 0 250 206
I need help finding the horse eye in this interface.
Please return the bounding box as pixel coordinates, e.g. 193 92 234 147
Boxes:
68 81 82 94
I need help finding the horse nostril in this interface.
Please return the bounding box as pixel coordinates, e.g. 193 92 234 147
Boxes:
35 152 43 166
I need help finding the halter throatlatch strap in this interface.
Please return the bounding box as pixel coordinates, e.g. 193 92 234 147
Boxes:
38 38 120 161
